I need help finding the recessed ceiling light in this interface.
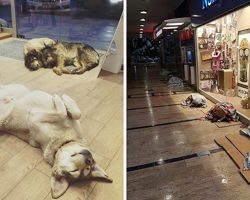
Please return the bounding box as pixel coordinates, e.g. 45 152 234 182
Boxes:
140 28 143 31
174 30 178 32
140 24 144 27
166 22 184 26
171 32 173 34
163 26 178 30
192 14 201 18
140 10 147 14
109 0 122 3
140 18 146 22
140 31 143 34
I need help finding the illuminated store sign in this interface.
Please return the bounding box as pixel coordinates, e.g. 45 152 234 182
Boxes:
202 0 218 10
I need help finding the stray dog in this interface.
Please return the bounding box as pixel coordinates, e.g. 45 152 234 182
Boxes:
0 84 112 198
241 95 250 109
41 41 100 75
24 38 56 71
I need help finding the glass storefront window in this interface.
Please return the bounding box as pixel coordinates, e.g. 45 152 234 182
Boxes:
196 4 250 118
0 0 12 28
15 0 123 50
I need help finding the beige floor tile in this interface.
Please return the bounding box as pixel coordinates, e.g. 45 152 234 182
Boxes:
0 146 43 198
80 118 105 144
0 148 12 167
87 85 123 124
4 169 50 200
90 114 123 159
0 134 27 155
87 145 123 200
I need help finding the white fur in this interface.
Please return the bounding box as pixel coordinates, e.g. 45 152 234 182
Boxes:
24 38 56 55
0 84 82 164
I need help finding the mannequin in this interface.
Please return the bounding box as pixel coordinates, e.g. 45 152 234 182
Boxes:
210 48 221 93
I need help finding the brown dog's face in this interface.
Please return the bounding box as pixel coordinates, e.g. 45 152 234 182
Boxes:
51 142 112 198
24 50 43 71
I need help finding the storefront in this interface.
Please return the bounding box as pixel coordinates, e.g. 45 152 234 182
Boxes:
193 0 250 120
180 25 196 87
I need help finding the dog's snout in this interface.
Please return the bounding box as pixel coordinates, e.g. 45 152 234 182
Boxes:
85 158 94 165
80 149 94 165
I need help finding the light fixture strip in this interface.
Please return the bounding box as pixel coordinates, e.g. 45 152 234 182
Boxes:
163 26 178 30
166 22 184 26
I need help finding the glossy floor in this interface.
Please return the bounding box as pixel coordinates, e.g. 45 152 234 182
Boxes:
127 65 249 200
0 44 123 199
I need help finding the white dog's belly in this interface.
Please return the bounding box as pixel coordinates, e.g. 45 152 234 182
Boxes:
0 84 29 99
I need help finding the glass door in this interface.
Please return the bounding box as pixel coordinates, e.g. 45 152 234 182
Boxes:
14 0 123 51
0 0 13 29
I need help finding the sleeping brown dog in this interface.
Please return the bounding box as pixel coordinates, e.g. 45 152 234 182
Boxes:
0 84 112 198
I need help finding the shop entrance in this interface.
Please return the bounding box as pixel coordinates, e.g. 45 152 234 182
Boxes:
196 4 250 120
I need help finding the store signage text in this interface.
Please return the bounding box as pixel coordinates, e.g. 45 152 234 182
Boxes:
202 0 218 10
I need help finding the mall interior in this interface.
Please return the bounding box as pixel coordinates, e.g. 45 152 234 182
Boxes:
0 0 123 199
127 0 250 199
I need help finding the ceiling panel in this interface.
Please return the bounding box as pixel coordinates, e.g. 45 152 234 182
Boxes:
127 0 185 36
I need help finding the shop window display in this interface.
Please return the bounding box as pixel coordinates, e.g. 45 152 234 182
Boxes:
197 5 250 114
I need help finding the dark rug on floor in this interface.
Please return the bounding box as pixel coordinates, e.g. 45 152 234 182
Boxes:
0 40 27 61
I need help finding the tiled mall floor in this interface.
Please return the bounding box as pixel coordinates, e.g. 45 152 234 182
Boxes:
127 64 250 200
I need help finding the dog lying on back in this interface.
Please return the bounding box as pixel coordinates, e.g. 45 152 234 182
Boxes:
0 84 112 198
24 38 100 75
24 38 56 71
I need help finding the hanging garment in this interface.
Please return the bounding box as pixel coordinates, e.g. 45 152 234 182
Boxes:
181 94 207 108
205 102 239 122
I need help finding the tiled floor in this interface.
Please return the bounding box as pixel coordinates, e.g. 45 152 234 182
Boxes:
127 64 250 200
0 42 123 199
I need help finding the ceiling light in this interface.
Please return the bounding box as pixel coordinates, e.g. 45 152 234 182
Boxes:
140 31 143 34
174 30 178 32
140 24 144 27
163 26 178 30
109 0 122 3
140 18 146 22
166 22 184 26
140 28 143 31
192 14 201 18
140 10 147 14
171 32 173 34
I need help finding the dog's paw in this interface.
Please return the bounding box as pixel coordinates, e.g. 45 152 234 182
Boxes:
61 95 81 120
53 95 67 119
53 67 63 76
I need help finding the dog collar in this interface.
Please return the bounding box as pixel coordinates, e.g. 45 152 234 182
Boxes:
43 133 80 166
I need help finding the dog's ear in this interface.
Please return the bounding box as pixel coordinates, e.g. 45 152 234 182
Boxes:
51 175 69 199
43 42 49 48
90 164 113 182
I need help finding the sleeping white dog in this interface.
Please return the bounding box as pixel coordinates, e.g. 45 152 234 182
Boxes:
0 84 112 198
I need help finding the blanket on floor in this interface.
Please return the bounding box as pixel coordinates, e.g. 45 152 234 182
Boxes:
205 102 239 122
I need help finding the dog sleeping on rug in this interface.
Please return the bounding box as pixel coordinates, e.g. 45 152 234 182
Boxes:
0 84 112 198
24 38 100 75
